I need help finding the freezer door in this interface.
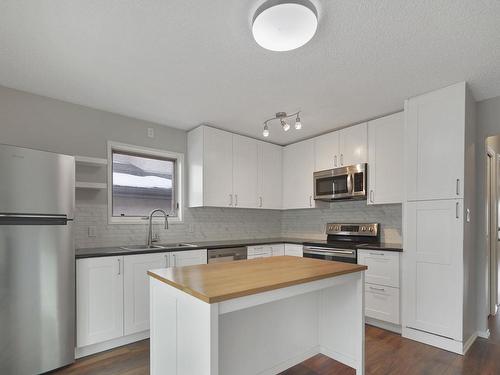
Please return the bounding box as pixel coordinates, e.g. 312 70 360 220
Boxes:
0 221 75 374
0 144 75 217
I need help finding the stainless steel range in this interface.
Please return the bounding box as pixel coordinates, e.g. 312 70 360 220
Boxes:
303 223 379 264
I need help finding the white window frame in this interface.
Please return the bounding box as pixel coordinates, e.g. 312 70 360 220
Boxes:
107 141 184 224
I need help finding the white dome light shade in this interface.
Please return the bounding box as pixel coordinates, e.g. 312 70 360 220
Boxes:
252 1 318 52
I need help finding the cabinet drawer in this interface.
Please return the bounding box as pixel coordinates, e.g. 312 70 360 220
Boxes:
357 250 400 287
247 245 272 257
365 283 400 324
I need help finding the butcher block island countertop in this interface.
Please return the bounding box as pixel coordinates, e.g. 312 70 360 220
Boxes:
147 256 367 303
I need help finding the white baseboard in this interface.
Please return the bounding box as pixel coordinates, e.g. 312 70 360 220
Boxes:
75 330 150 359
320 345 357 370
477 329 491 339
366 317 402 334
462 332 478 355
402 327 464 355
259 346 320 375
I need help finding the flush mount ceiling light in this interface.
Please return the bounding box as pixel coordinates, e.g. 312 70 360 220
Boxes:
252 0 318 51
262 111 302 137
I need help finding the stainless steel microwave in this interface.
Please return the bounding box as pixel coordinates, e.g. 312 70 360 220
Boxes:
313 163 367 201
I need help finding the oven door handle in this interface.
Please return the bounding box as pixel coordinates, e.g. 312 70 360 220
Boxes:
304 247 355 254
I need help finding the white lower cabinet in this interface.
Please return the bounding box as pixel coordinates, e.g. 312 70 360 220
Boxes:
365 283 400 324
76 256 124 347
284 243 303 257
247 244 285 259
123 253 167 336
270 244 285 256
76 249 207 353
358 249 401 326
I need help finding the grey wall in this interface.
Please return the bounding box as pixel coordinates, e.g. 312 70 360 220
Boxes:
0 85 283 247
477 96 500 333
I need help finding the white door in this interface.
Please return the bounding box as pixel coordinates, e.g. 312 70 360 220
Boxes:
233 135 259 208
259 141 283 209
76 256 124 347
123 253 168 336
314 131 340 171
283 139 315 209
203 126 234 207
403 200 463 340
339 122 368 166
405 83 465 201
367 112 403 204
170 249 207 267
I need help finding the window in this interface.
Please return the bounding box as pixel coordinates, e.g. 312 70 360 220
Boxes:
107 142 183 223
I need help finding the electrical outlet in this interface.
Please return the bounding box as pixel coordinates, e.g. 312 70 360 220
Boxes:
147 128 155 138
88 226 97 237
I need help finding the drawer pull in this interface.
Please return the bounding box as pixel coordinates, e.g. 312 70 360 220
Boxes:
369 252 384 256
369 286 385 292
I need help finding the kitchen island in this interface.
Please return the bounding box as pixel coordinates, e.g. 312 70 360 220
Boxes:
148 256 367 375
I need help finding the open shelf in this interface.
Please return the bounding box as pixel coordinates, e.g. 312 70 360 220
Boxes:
75 181 108 190
75 156 108 167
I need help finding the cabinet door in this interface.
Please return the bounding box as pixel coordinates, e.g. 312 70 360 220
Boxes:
77 256 124 347
365 284 400 324
314 131 340 171
367 113 403 204
283 139 315 209
233 135 259 208
403 200 463 340
203 127 234 207
405 83 465 201
259 142 283 209
170 249 207 267
123 253 168 336
339 122 367 166
270 244 285 256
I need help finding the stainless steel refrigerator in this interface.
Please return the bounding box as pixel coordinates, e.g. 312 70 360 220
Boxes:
0 144 75 374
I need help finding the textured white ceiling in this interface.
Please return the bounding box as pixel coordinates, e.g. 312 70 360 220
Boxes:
0 1 499 145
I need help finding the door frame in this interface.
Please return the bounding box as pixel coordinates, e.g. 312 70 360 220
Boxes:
486 146 498 316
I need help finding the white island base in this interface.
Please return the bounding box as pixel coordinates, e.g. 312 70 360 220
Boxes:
149 270 365 375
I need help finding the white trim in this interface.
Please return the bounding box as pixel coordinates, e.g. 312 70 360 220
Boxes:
320 345 357 370
365 317 402 334
75 155 108 166
402 327 465 355
258 346 321 375
107 141 184 224
462 332 478 355
75 330 149 358
477 329 491 339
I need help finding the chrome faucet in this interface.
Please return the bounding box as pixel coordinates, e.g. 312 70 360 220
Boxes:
147 209 169 247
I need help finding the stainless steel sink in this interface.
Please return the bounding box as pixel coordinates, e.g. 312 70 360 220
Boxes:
119 245 165 251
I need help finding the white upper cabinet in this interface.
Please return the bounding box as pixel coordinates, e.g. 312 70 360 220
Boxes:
313 123 367 172
258 141 283 209
283 139 315 209
367 112 404 204
188 126 233 207
339 122 368 166
314 131 340 171
233 135 259 208
405 83 466 201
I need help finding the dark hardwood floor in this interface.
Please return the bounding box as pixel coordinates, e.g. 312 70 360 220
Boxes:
55 314 500 375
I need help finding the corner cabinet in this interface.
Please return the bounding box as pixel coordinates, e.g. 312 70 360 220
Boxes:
187 126 263 208
76 249 207 355
367 112 403 204
283 139 315 209
258 141 283 209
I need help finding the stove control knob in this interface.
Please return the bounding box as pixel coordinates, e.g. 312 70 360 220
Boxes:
369 227 374 232
335 225 341 231
361 226 366 232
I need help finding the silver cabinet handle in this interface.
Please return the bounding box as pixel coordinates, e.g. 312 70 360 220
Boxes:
456 201 460 219
173 253 177 266
164 254 168 268
117 258 121 275
340 154 344 166
309 196 312 207
235 194 238 206
369 286 385 292
229 194 233 206
369 252 384 256
456 179 460 196
259 196 263 208
334 155 337 167
370 190 374 203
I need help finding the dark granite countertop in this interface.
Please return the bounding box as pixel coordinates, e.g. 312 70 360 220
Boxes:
76 238 402 258
356 243 403 252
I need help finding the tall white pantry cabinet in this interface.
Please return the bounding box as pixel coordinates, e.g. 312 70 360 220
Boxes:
402 82 477 354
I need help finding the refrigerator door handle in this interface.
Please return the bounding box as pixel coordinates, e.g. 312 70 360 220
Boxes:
0 214 69 225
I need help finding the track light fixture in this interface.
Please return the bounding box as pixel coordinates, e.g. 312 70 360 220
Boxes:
262 111 302 137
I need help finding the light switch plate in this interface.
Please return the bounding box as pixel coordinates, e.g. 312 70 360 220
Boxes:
148 128 155 138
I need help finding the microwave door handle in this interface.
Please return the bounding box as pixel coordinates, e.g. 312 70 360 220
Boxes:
347 173 353 194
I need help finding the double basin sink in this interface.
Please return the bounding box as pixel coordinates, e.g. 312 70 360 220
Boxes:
120 243 197 251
